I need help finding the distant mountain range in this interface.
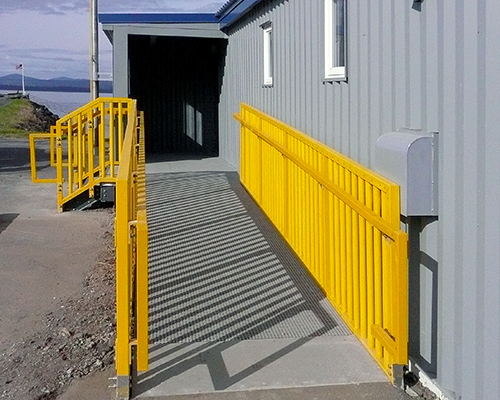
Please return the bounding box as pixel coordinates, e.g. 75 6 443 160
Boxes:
0 74 112 93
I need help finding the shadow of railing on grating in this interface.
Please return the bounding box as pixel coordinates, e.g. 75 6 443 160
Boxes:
146 171 350 344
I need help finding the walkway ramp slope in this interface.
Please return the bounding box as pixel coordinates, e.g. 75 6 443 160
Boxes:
133 157 410 399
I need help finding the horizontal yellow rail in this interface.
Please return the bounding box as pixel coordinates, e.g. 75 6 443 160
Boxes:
234 103 408 381
115 107 148 399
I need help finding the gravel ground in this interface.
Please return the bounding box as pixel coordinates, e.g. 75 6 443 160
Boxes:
0 138 117 399
0 211 116 400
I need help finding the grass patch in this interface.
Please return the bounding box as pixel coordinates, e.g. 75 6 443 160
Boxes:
0 99 34 138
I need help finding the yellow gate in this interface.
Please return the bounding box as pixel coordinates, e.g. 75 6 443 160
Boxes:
235 103 408 381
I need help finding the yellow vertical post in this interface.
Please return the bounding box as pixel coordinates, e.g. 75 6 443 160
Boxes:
136 211 149 370
322 155 331 296
358 179 367 339
50 127 56 166
136 111 149 371
67 124 73 197
77 114 83 189
110 102 116 177
346 169 353 321
87 111 95 197
118 102 123 160
395 231 409 364
99 102 106 179
365 182 374 349
373 188 383 359
339 166 347 313
115 179 131 376
334 162 341 305
56 125 64 212
352 173 360 331
29 134 37 182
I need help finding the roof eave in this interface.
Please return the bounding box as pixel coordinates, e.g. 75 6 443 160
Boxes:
98 13 219 25
216 0 264 29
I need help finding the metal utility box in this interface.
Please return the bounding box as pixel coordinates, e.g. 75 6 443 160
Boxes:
97 183 116 203
375 129 438 217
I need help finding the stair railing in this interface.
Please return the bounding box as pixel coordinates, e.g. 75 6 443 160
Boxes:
29 97 133 211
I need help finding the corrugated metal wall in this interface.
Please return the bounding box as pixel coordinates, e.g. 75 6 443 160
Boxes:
129 35 226 154
218 1 500 399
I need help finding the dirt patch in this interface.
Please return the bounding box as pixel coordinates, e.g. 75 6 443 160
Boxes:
0 211 116 400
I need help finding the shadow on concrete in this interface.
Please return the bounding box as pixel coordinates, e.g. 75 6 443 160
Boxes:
134 171 353 396
0 145 51 174
0 213 18 235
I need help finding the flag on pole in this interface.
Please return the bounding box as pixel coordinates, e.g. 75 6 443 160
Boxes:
15 64 23 70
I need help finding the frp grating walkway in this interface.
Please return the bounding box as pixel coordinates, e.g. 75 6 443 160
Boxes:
134 156 408 399
147 171 350 342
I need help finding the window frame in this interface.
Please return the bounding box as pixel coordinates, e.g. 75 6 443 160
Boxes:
324 0 347 81
262 21 274 86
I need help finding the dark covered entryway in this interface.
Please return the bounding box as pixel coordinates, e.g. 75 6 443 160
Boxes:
129 35 227 156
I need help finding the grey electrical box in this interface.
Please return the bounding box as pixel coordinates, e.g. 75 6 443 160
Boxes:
99 183 116 203
375 129 438 217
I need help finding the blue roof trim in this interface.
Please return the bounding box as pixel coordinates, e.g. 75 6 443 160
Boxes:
216 0 264 29
99 13 219 25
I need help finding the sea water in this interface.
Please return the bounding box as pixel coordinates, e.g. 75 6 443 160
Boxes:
0 90 113 117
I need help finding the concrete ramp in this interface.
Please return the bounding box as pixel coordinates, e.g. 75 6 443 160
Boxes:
134 157 408 399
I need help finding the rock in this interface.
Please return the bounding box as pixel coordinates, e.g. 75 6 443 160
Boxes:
59 328 71 338
15 100 59 132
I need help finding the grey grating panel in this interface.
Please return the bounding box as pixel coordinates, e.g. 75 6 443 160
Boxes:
147 172 351 344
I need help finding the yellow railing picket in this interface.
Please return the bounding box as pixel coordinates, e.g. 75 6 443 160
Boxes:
234 103 408 381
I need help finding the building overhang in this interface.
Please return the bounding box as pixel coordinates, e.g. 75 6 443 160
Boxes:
99 13 227 43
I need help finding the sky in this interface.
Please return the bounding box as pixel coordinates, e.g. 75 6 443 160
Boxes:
0 0 225 80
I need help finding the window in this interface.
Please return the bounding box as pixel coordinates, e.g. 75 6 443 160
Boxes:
325 0 346 80
262 22 273 86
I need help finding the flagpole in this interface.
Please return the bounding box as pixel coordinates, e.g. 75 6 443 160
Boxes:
21 64 25 96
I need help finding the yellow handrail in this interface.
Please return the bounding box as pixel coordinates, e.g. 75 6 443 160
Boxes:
115 107 148 399
235 103 408 382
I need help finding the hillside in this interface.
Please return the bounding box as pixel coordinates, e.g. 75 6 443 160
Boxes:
0 74 112 93
0 98 58 137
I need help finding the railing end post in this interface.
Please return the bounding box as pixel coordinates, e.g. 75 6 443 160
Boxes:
115 375 130 400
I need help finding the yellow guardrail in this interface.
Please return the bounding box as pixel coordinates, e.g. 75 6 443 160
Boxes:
115 107 148 399
29 97 133 211
234 103 408 381
29 98 149 398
